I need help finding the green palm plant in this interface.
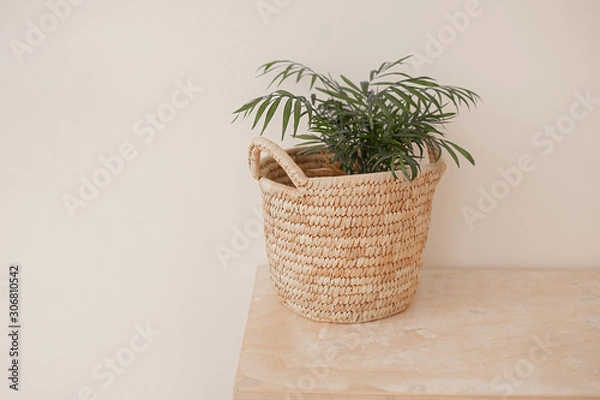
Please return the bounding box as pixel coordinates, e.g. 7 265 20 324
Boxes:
232 56 480 180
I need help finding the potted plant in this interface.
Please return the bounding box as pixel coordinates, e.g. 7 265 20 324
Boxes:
233 56 480 323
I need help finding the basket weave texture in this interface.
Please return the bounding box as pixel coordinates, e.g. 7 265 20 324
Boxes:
249 137 446 323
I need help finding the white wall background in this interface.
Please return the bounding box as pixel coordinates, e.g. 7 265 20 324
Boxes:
1 0 599 399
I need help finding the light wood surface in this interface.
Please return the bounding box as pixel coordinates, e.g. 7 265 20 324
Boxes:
233 266 600 399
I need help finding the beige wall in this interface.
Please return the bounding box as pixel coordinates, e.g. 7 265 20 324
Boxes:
1 0 598 399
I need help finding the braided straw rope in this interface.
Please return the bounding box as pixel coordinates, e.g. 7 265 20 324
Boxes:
249 137 446 323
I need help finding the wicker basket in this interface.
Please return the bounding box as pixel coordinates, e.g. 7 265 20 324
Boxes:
249 137 446 323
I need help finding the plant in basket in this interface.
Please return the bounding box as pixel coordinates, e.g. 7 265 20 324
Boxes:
233 56 480 323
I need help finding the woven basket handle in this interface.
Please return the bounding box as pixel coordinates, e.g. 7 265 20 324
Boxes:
249 137 309 188
426 142 441 164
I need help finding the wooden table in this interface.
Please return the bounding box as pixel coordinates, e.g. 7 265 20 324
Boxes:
233 266 600 399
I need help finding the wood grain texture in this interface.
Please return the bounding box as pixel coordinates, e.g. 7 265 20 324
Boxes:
233 266 600 399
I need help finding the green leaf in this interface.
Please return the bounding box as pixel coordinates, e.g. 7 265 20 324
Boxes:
438 141 460 167
295 133 319 140
446 140 475 165
315 87 359 105
382 92 409 114
406 157 420 179
389 87 417 109
257 60 281 75
281 97 293 139
360 81 369 94
232 97 263 115
374 97 393 120
251 97 272 129
374 71 413 80
340 75 362 93
407 78 438 87
261 97 282 135
396 153 409 179
273 89 295 97
293 98 302 136
303 98 313 120
404 86 429 104
267 65 290 89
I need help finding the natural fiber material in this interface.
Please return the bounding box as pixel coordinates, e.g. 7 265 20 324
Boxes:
249 137 446 323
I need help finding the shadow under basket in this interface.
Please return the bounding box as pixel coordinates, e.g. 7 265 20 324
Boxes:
248 137 446 323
